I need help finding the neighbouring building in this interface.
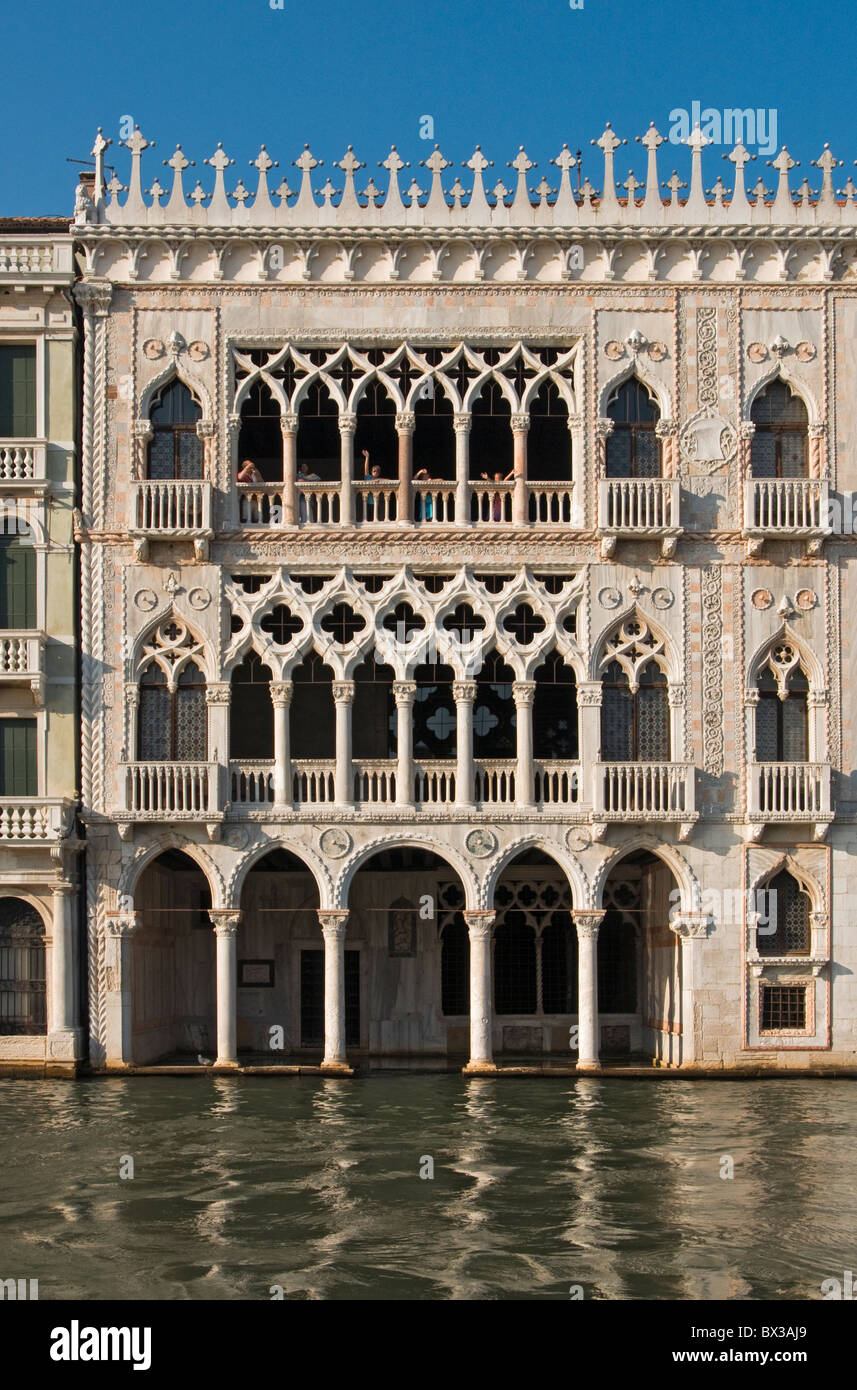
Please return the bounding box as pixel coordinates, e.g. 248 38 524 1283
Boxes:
71 123 857 1073
0 219 81 1073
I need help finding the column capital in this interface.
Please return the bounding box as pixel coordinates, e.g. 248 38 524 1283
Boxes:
513 680 537 706
577 681 603 707
281 413 298 434
669 914 712 939
318 909 349 939
574 910 605 939
453 413 471 433
396 411 415 433
332 680 355 704
205 683 231 706
210 910 241 936
339 412 357 434
655 417 679 438
595 416 615 438
227 411 242 435
52 880 76 898
464 910 496 939
133 418 154 440
393 680 417 704
74 279 112 316
510 412 530 432
270 680 294 706
453 679 477 702
103 911 140 938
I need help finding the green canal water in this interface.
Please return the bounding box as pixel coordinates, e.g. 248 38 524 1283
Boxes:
1 1076 854 1300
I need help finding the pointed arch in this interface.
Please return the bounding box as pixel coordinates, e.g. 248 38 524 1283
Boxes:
745 624 824 696
745 363 820 428
335 834 479 911
226 839 332 912
747 852 825 913
598 362 672 420
139 363 212 423
481 837 588 912
117 834 226 910
133 611 213 685
589 604 680 685
591 837 699 915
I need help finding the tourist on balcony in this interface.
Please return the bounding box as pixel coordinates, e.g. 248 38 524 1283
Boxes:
480 468 517 522
414 467 436 521
237 458 263 483
362 448 387 519
297 459 321 522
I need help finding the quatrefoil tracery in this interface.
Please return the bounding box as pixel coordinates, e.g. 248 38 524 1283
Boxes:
137 616 205 689
600 616 666 691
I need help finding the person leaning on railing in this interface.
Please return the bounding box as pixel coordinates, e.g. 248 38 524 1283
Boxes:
480 468 519 521
361 448 387 519
297 459 321 521
413 468 436 521
237 458 263 483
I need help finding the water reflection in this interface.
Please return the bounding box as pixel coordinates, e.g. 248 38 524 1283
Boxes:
0 1076 855 1300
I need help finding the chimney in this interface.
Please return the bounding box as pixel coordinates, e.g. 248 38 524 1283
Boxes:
78 171 96 197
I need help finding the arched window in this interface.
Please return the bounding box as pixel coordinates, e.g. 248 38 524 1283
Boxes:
230 653 273 759
0 525 36 628
605 377 661 478
750 380 808 479
413 662 456 759
601 659 670 761
441 913 469 1016
353 659 396 759
756 664 809 762
147 380 203 480
238 379 281 480
355 381 397 477
0 898 46 1034
290 652 335 758
528 379 570 482
469 379 513 477
533 651 578 760
474 651 516 759
756 870 811 956
413 381 454 481
138 660 207 761
297 382 340 481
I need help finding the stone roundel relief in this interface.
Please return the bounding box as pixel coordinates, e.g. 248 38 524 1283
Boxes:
597 586 622 609
188 341 209 361
795 589 817 611
188 587 212 610
134 588 158 611
465 828 497 858
751 589 774 609
566 827 590 852
651 587 674 610
320 828 351 859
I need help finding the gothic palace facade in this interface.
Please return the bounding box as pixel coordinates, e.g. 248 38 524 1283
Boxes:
5 122 857 1074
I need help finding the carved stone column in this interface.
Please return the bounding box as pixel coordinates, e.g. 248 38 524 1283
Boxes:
102 911 139 1067
318 910 350 1070
393 680 416 808
48 882 80 1059
333 681 355 808
396 411 414 522
739 421 756 479
227 412 242 524
270 681 294 806
454 413 471 524
453 679 477 809
577 682 602 809
574 911 604 1070
339 411 356 526
511 412 529 524
656 418 679 477
808 424 826 479
594 417 614 476
669 915 711 1065
513 680 536 807
463 911 496 1072
211 911 241 1068
197 418 217 480
205 683 230 813
282 413 298 524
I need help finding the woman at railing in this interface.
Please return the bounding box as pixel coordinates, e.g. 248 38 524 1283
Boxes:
297 459 321 522
479 469 519 522
237 458 263 484
413 468 436 521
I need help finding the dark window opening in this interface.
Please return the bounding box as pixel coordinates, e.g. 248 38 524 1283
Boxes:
147 379 203 480
601 660 669 761
605 377 661 479
0 897 45 1034
469 379 513 478
756 871 811 956
230 654 273 759
291 652 335 758
413 662 456 758
297 382 340 481
755 665 809 762
528 380 571 481
238 379 282 481
353 659 396 759
413 384 455 482
355 380 397 477
138 661 207 761
534 652 578 760
474 651 516 758
598 912 638 1011
761 984 806 1031
441 914 469 1016
494 913 537 1014
750 380 808 479
542 912 578 1013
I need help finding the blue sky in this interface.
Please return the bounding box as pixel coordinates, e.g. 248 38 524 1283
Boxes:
5 0 856 215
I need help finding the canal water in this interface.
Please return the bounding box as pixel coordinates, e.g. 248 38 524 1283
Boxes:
1 1076 854 1300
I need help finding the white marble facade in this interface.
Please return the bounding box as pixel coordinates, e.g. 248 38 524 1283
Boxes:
71 125 857 1072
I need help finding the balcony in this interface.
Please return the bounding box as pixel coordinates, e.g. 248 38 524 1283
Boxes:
0 631 46 704
597 478 681 558
118 761 222 838
129 479 213 560
592 761 696 840
0 798 75 844
0 440 48 493
227 758 583 811
745 762 832 842
233 479 574 530
743 479 830 556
